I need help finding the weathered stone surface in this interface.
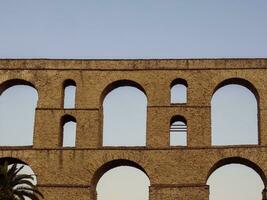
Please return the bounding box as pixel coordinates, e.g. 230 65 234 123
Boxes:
0 58 267 199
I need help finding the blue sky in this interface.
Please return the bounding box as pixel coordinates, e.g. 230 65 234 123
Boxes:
0 0 267 58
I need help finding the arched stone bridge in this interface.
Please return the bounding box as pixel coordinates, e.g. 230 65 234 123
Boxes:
0 59 267 200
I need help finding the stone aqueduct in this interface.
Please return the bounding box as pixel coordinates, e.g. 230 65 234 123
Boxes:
1 58 267 200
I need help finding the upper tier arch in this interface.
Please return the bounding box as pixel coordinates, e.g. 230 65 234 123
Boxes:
0 79 37 95
100 79 147 104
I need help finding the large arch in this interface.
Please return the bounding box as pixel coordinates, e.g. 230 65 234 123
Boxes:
207 157 265 200
0 79 37 95
212 78 259 100
211 78 259 145
92 159 150 200
206 157 266 183
0 79 38 146
101 80 148 146
100 80 147 103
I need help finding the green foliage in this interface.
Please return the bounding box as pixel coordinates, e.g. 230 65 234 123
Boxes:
0 161 43 200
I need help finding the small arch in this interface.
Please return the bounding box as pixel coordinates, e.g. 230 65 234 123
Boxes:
63 79 76 109
92 159 150 200
170 115 187 146
170 78 188 104
206 157 266 184
60 114 77 147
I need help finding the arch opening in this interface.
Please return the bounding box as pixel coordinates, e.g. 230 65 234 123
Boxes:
211 78 259 145
61 115 77 147
102 80 147 146
101 80 146 103
169 115 187 146
93 160 150 200
0 80 38 146
63 79 76 109
207 157 265 200
170 78 187 104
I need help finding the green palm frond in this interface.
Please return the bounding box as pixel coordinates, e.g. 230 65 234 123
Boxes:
13 192 26 200
0 161 44 200
11 179 35 188
14 190 41 200
15 186 44 198
12 174 34 185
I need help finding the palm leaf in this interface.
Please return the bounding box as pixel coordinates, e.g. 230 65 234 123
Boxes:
14 190 41 200
11 179 35 188
13 191 26 200
16 186 44 198
12 174 34 185
0 161 44 200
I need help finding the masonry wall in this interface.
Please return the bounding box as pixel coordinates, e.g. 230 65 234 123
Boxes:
0 59 267 200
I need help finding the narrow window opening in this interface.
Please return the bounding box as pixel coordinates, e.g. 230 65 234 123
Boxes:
61 115 76 147
170 116 187 146
170 79 187 104
63 80 76 109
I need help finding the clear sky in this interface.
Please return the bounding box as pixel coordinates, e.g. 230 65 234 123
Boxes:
0 1 267 200
0 0 267 58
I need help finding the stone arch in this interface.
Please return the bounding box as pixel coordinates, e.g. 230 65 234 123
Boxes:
63 79 76 108
0 79 37 95
206 156 266 200
206 156 266 184
60 114 77 147
169 115 187 146
211 77 259 145
170 78 188 104
170 115 187 126
101 79 148 146
212 78 259 101
63 79 76 88
170 78 188 87
100 79 147 104
0 79 38 146
91 159 150 200
0 157 27 165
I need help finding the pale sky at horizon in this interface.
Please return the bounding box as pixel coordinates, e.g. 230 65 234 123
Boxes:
0 1 267 200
